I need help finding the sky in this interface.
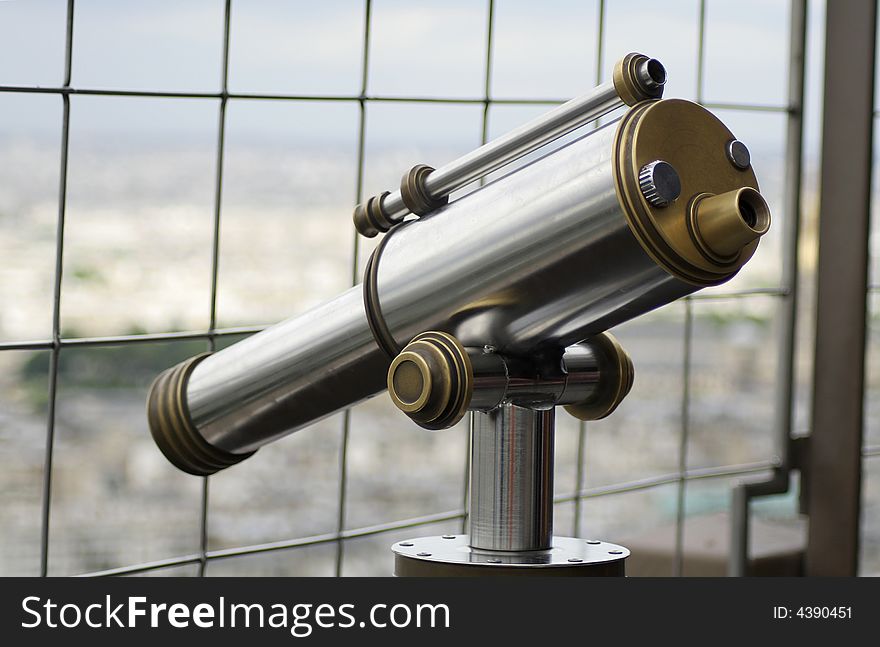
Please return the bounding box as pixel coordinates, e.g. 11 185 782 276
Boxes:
0 0 828 158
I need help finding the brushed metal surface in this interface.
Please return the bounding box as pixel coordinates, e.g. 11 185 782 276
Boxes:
469 405 555 552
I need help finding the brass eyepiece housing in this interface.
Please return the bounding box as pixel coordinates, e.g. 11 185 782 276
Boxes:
564 333 635 421
387 331 474 431
689 188 771 261
614 99 772 286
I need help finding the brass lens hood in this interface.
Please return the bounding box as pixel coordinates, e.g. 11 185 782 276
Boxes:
147 353 255 476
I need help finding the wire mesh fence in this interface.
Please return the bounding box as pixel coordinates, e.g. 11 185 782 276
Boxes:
0 0 859 576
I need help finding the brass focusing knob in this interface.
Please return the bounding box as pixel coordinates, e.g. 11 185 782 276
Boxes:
564 332 635 421
638 160 681 208
387 331 473 431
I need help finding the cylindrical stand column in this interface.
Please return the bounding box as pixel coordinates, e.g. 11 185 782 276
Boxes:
469 405 554 552
392 403 629 576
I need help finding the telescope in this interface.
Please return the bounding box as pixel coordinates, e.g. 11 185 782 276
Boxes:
147 53 770 576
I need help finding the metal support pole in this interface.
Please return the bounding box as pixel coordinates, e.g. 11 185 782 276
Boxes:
392 402 628 576
387 334 633 575
469 405 555 552
805 0 876 576
728 0 807 577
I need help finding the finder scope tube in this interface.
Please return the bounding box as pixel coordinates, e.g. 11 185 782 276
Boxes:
353 52 667 237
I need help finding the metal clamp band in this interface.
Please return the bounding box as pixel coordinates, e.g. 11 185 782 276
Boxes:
362 228 403 359
399 164 448 216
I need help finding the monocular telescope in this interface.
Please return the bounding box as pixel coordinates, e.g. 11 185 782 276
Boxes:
147 53 770 575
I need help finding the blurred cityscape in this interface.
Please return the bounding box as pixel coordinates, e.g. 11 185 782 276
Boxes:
0 0 878 577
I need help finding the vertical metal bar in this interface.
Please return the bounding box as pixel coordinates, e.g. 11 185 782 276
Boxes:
479 0 495 149
208 0 232 338
39 0 75 578
767 0 806 480
573 0 605 537
461 416 473 534
197 478 210 576
805 0 876 576
672 0 706 578
695 0 706 102
573 428 587 536
674 299 693 577
460 0 495 536
335 0 373 577
199 0 232 578
729 0 807 577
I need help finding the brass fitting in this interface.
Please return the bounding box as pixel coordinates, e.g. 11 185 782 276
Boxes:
387 331 474 431
353 191 393 238
613 52 666 106
564 333 635 421
689 188 771 262
613 99 772 286
147 354 255 476
399 164 448 216
387 331 635 429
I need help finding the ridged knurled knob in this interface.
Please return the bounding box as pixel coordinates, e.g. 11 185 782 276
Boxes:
638 159 681 208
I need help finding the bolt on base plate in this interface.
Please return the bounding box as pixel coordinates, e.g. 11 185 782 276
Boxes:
393 535 629 577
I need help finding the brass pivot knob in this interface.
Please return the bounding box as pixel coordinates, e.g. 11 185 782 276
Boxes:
387 331 473 431
564 332 635 421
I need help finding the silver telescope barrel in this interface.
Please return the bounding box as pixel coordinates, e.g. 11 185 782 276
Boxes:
354 52 666 237
148 96 770 476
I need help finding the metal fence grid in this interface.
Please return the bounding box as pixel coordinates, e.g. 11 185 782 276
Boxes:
0 0 822 577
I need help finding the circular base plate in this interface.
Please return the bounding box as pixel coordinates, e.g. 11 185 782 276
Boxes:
393 535 629 577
